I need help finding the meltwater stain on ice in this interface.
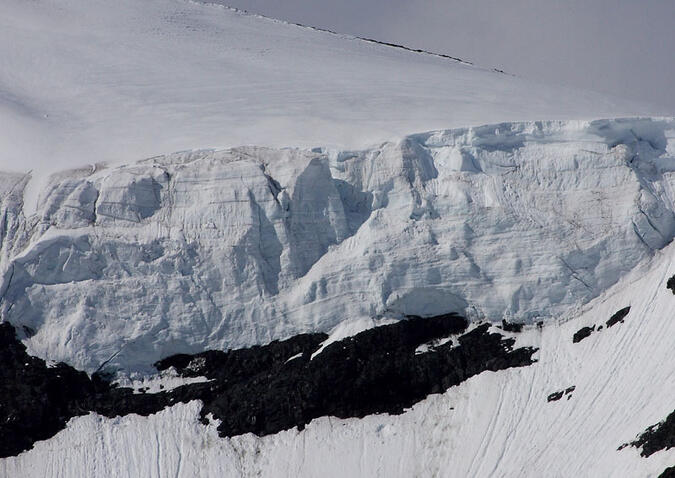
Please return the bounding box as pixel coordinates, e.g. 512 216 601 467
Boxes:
0 314 536 457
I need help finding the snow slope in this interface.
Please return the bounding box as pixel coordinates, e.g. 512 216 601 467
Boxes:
0 0 660 175
3 234 673 478
1 118 674 373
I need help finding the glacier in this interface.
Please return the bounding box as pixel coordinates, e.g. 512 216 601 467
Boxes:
2 0 674 476
0 117 674 374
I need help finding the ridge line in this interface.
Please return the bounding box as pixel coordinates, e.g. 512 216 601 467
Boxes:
192 1 515 74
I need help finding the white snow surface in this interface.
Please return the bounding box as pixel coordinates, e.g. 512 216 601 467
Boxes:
0 0 660 175
3 237 674 478
1 117 674 373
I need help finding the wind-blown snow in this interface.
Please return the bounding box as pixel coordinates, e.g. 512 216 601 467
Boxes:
0 118 673 373
0 0 656 174
3 236 673 478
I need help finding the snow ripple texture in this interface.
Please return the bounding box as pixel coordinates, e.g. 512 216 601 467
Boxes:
0 117 674 372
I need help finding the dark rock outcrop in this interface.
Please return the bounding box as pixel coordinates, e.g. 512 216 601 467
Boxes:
547 386 575 402
0 314 537 457
547 391 564 402
659 466 675 478
500 320 524 333
572 306 631 344
573 326 595 343
623 410 675 458
0 323 101 458
606 306 630 328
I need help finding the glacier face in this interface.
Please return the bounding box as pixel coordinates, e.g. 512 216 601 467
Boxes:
1 117 674 373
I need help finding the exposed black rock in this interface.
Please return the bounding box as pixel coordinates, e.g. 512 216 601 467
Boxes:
192 319 536 437
623 410 675 458
547 386 575 403
154 331 328 380
0 323 103 457
606 306 630 328
572 306 631 344
500 320 523 333
0 314 537 458
547 391 564 402
659 466 675 478
667 275 675 294
573 325 595 343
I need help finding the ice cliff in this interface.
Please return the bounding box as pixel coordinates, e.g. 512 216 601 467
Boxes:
0 117 673 373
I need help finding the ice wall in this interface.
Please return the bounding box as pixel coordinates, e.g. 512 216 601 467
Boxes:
0 118 673 372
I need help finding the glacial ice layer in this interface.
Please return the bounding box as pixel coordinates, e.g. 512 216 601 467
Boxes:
0 117 674 372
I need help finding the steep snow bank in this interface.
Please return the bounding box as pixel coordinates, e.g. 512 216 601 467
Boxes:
3 226 674 478
0 117 673 372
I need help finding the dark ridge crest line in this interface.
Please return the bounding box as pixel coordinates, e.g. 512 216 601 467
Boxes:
197 2 518 72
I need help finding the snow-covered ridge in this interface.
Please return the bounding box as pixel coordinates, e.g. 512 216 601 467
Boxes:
0 117 673 373
1 0 661 173
197 1 476 66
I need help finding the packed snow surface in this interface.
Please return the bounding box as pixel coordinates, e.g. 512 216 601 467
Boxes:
0 117 674 373
3 234 674 478
0 0 660 173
